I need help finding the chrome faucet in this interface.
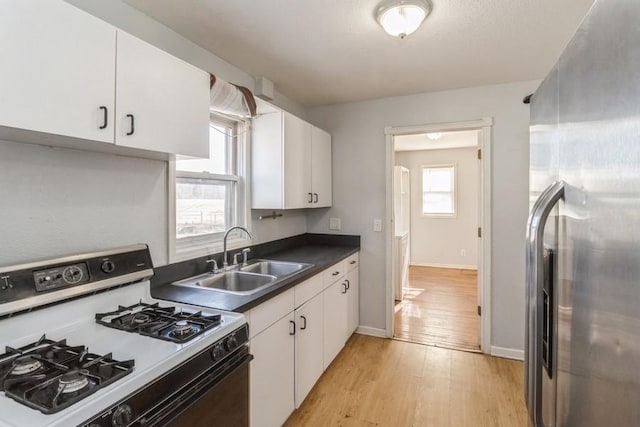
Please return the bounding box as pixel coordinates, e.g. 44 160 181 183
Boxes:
223 226 252 270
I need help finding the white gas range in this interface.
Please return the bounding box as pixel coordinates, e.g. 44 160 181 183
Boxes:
0 245 250 427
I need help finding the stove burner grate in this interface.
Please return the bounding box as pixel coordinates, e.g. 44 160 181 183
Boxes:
96 301 222 344
0 335 134 414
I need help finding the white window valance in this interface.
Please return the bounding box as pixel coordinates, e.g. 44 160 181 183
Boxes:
209 75 257 118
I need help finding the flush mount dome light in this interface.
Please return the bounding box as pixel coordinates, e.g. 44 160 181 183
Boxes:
376 0 432 39
426 132 442 140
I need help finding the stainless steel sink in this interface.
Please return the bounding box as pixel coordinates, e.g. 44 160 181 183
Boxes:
173 271 277 295
240 259 313 277
172 259 313 296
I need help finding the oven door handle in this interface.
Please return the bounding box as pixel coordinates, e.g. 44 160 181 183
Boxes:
139 351 253 426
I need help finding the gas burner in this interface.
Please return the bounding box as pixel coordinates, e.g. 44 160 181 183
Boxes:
132 312 151 324
171 320 194 337
12 356 43 376
58 370 90 394
96 302 222 344
0 336 134 414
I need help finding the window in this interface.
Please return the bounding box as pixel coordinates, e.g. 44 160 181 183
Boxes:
170 114 249 261
422 164 456 216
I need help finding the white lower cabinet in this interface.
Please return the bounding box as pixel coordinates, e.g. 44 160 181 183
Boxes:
249 252 360 424
346 267 360 337
322 279 348 370
294 292 324 407
250 313 295 427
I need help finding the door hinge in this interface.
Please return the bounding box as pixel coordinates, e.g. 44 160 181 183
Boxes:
477 148 482 160
477 305 482 316
477 227 482 238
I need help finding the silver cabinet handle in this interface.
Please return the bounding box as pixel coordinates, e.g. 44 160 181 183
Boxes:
341 282 348 294
349 260 356 265
300 316 307 330
524 180 565 425
313 193 318 203
332 271 340 276
345 279 350 290
308 192 313 203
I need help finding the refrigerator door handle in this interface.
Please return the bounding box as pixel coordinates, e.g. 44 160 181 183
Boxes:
525 180 565 427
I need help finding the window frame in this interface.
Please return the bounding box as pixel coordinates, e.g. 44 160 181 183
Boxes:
420 163 457 218
168 113 251 263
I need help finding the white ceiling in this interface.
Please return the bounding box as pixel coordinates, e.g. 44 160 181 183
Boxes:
123 0 594 107
395 130 479 152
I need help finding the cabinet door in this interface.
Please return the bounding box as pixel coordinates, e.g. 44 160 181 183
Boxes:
346 267 360 338
115 31 209 157
311 126 332 207
295 294 324 408
283 112 312 208
0 0 116 143
323 279 348 370
250 313 295 427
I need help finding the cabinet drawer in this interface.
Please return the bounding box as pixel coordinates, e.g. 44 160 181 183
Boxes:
294 274 323 308
322 260 346 288
345 253 359 271
248 288 294 339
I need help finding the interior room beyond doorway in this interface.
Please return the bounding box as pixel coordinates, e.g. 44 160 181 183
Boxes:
392 130 481 352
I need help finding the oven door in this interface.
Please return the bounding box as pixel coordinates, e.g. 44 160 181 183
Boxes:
141 346 252 427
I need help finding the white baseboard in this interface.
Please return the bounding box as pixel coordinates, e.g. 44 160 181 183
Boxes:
491 346 524 361
356 326 387 338
410 262 477 270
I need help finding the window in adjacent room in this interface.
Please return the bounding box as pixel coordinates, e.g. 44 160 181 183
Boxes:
170 114 249 261
421 164 456 217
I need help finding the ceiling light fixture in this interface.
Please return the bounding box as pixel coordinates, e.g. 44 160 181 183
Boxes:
426 132 442 140
376 0 432 39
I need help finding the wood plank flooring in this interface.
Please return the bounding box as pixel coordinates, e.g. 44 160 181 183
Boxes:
394 266 480 352
284 334 528 427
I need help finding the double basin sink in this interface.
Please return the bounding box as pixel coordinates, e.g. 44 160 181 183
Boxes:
172 259 314 296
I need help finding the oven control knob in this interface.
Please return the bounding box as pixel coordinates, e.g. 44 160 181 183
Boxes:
112 404 133 427
225 334 238 351
101 260 116 274
211 343 225 361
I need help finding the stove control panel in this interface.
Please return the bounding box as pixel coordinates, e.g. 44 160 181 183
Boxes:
34 263 90 292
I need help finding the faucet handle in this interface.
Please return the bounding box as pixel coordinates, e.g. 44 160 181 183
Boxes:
233 252 242 266
242 248 251 266
206 259 219 273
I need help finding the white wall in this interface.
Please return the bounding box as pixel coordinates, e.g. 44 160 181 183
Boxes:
396 147 479 269
306 80 540 351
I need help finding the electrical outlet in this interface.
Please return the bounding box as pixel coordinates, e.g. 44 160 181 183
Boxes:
460 249 467 257
373 218 382 232
329 218 341 230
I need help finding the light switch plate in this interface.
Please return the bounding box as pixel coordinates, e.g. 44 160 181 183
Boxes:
329 218 341 230
373 218 382 232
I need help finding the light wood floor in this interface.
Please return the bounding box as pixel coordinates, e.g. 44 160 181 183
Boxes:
394 266 480 352
285 334 527 427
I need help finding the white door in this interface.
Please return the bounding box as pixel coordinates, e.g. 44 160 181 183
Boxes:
311 126 332 207
323 279 348 370
0 0 116 143
294 294 324 407
115 31 209 157
283 113 312 208
250 313 295 427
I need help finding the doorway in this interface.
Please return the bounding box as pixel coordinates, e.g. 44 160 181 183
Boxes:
384 119 493 353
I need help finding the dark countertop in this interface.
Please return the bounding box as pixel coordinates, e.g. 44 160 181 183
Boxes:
151 238 359 313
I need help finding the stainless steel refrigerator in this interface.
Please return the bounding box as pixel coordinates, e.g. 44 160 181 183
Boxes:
525 0 640 426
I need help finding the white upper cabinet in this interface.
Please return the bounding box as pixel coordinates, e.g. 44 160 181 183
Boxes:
252 110 332 209
115 32 209 158
311 126 332 207
0 0 209 159
0 0 116 143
